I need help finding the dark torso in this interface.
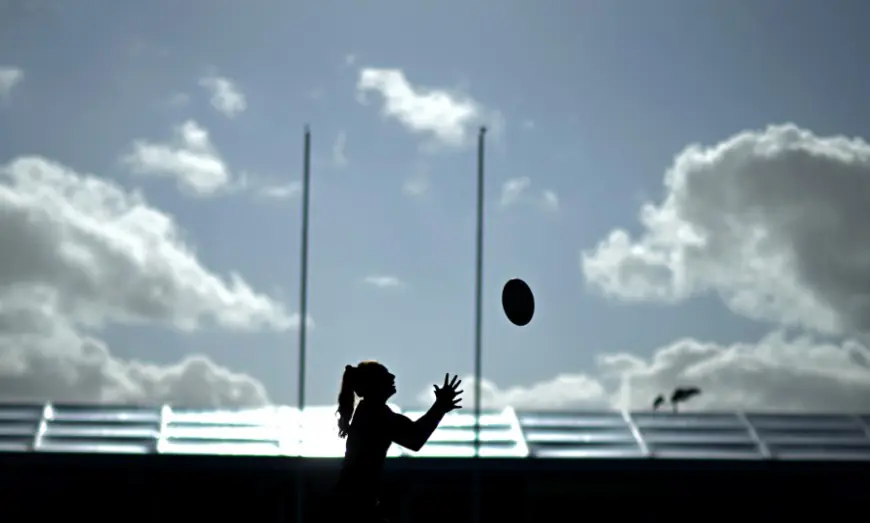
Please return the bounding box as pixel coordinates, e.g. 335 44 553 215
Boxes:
337 400 394 500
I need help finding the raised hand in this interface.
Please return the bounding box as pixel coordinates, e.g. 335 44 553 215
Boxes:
433 373 463 413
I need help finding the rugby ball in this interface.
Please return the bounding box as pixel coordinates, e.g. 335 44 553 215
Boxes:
501 278 535 326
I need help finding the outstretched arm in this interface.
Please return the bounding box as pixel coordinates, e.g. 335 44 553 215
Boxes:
387 403 449 452
388 374 462 452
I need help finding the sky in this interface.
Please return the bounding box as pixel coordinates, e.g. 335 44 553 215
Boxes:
1 0 870 413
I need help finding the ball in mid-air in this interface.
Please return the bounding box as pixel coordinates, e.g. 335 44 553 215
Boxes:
502 278 535 326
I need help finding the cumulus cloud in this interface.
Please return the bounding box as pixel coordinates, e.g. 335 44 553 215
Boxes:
0 299 270 407
582 124 870 337
0 66 24 100
1 156 295 332
123 120 234 196
199 75 247 119
499 177 559 212
419 332 870 413
0 155 299 406
600 332 870 413
122 122 303 200
419 374 606 412
356 68 499 149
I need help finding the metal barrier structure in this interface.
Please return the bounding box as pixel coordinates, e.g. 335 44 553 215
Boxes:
2 402 869 461
520 410 870 460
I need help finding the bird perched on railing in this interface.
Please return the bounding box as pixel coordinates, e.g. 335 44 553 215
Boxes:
652 386 702 413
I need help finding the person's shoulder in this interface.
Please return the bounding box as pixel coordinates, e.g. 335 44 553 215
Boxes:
370 402 394 417
356 401 393 417
365 402 396 421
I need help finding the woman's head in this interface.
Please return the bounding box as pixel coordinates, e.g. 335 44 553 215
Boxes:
337 361 396 438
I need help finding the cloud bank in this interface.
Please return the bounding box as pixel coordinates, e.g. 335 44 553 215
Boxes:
420 332 870 413
0 156 299 406
583 124 870 338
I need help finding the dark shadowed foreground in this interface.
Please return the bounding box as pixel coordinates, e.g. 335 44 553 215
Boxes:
0 452 867 522
1 403 868 522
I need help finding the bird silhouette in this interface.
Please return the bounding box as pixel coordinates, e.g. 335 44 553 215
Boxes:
652 387 702 413
670 386 702 412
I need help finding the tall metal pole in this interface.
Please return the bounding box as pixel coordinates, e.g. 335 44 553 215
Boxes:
472 126 487 523
296 125 312 523
473 126 486 454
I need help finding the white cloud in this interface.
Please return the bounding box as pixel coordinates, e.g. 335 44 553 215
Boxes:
234 170 304 201
542 190 560 212
356 68 493 148
0 66 24 99
0 155 308 406
0 299 271 407
418 331 870 413
425 374 607 412
582 124 870 337
332 131 348 168
500 177 532 207
122 120 234 196
0 156 293 332
499 177 559 212
363 275 404 289
199 75 247 119
258 181 302 200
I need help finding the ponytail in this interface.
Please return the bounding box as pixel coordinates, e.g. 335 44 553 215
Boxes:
337 365 357 438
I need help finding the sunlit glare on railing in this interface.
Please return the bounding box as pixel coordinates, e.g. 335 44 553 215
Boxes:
1 403 869 460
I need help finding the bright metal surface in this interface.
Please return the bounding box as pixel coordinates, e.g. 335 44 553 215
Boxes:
2 403 869 460
520 411 644 459
399 406 529 458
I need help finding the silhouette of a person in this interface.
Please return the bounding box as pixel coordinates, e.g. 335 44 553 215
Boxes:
321 361 463 523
